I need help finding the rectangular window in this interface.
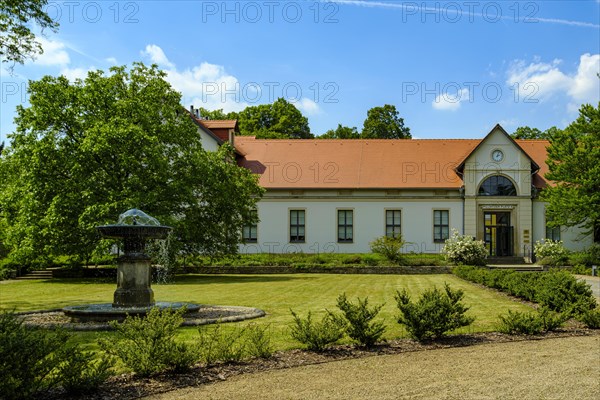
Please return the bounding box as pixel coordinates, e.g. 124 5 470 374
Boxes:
546 224 561 241
433 210 449 242
242 209 258 243
338 210 354 243
290 210 305 243
386 210 402 238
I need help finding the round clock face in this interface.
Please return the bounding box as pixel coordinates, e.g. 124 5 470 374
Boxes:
492 150 504 162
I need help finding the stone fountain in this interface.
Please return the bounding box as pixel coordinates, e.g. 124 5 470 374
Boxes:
62 209 201 322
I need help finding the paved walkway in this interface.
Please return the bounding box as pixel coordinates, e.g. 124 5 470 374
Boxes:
576 274 600 300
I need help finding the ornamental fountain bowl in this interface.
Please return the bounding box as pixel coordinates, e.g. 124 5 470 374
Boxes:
62 208 202 322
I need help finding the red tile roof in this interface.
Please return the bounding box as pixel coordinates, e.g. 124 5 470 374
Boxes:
235 136 550 190
201 120 238 130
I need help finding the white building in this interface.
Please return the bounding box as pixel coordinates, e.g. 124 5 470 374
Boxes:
196 119 594 259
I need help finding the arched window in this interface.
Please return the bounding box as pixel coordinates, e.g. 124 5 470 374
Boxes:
478 175 517 196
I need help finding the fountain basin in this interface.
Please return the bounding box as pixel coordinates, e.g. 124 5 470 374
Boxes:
63 302 202 322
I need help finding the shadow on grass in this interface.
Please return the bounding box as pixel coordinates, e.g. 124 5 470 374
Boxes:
169 274 317 285
27 274 315 286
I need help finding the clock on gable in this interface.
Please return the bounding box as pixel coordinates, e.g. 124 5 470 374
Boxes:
492 149 504 162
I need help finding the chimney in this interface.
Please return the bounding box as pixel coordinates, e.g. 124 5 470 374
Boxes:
189 105 194 115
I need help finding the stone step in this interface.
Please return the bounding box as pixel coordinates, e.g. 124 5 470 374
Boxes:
16 270 54 280
486 256 528 265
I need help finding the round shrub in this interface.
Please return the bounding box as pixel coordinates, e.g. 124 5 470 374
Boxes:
534 239 569 266
442 229 487 266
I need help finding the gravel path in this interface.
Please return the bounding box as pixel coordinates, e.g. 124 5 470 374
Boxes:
576 274 600 300
146 335 600 400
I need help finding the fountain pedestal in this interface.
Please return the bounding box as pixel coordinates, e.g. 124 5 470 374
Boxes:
114 255 154 308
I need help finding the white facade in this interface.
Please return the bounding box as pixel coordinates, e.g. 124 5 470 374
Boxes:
241 190 463 254
236 125 594 256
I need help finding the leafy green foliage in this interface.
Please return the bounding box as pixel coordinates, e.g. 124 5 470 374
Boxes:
442 229 487 266
289 310 344 352
497 307 565 335
197 322 247 364
0 63 262 264
395 284 475 341
245 323 274 359
55 346 114 394
100 307 197 376
511 126 559 140
534 239 569 266
369 235 406 263
453 266 597 315
0 310 114 397
234 98 312 138
331 293 386 347
361 104 411 139
319 124 360 139
543 102 600 237
0 0 59 67
578 308 600 329
497 310 544 335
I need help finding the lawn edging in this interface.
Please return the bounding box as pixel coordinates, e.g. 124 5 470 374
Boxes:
180 265 453 275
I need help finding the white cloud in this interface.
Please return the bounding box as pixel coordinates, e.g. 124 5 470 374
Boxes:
141 44 250 113
105 57 118 65
293 98 321 115
31 37 70 66
568 53 600 102
506 54 600 105
141 44 174 68
60 67 96 82
432 88 469 111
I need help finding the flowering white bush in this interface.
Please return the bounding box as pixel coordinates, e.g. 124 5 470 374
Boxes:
442 229 487 266
534 239 569 265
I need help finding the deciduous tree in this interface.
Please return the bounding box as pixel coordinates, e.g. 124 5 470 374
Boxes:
319 124 360 139
542 102 600 240
236 98 312 138
0 0 59 67
0 63 262 264
361 104 411 139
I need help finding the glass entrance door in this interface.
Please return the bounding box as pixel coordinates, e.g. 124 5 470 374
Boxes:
484 212 513 256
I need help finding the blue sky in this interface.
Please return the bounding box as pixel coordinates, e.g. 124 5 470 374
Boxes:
1 0 599 143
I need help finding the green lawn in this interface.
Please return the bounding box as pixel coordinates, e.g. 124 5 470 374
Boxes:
0 274 532 350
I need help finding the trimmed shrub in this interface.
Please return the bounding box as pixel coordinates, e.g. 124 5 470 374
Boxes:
0 311 69 399
370 235 405 263
442 229 487 266
395 284 475 341
497 307 565 335
197 322 247 365
453 266 597 316
330 293 386 347
56 346 114 394
245 323 274 359
497 310 544 335
534 269 596 315
290 310 344 352
100 307 197 376
578 308 600 329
